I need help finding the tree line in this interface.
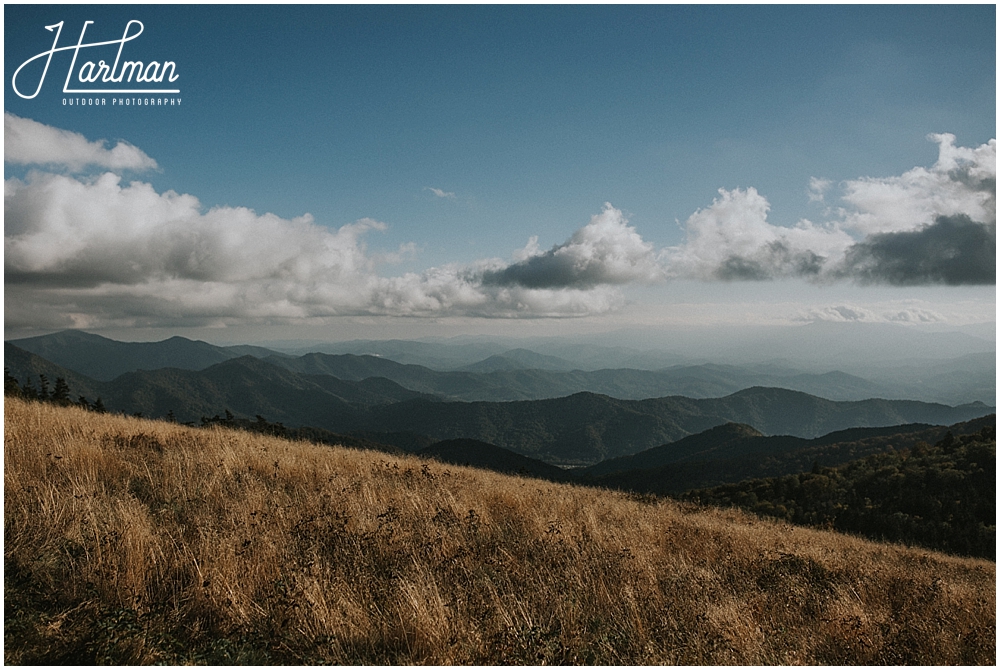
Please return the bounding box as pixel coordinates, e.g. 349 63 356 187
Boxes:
4 369 107 413
4 371 403 457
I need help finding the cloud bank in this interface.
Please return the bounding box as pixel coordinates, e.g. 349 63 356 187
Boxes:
4 112 158 172
799 304 945 324
4 116 995 329
4 152 638 327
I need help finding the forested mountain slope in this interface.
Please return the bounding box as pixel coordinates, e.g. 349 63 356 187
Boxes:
683 424 996 560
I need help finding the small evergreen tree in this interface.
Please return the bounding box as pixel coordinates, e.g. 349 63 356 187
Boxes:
4 368 22 397
21 379 39 400
51 377 71 404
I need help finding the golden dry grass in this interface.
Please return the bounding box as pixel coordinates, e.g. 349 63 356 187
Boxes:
4 397 995 664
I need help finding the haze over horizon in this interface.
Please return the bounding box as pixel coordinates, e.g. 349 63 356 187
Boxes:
4 6 995 347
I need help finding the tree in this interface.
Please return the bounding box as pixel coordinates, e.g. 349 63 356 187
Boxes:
4 368 22 397
51 377 71 404
20 379 39 400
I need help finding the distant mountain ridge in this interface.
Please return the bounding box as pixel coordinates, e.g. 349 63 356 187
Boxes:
8 330 283 381
4 344 435 427
397 417 996 506
5 342 992 467
274 322 995 371
7 330 994 405
581 416 996 495
458 349 578 373
268 351 984 405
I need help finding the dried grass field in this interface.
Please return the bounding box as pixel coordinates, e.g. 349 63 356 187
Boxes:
4 397 995 664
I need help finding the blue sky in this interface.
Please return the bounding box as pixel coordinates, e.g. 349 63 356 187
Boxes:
4 5 996 343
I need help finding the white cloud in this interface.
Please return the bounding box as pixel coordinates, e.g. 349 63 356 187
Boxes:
5 171 395 326
482 203 664 289
5 168 632 328
664 187 854 281
426 187 456 199
4 113 158 172
799 304 880 323
808 177 831 203
4 116 995 331
664 134 995 285
886 308 945 323
839 133 995 236
798 304 945 324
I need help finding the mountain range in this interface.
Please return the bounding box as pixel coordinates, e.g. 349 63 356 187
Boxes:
403 415 995 505
7 329 994 405
7 329 284 381
265 322 995 372
5 337 991 467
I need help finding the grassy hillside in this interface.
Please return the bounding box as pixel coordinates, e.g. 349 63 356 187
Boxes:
5 398 995 664
418 438 574 482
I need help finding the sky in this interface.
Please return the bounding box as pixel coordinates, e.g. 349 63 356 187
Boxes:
4 5 996 345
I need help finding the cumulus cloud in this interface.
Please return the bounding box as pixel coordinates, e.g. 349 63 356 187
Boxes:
5 115 995 331
4 167 634 328
481 203 663 289
4 112 158 172
665 187 853 281
665 134 995 285
5 171 391 325
839 133 995 236
426 187 456 199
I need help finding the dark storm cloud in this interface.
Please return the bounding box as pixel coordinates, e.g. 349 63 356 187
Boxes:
483 250 614 289
838 215 996 286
